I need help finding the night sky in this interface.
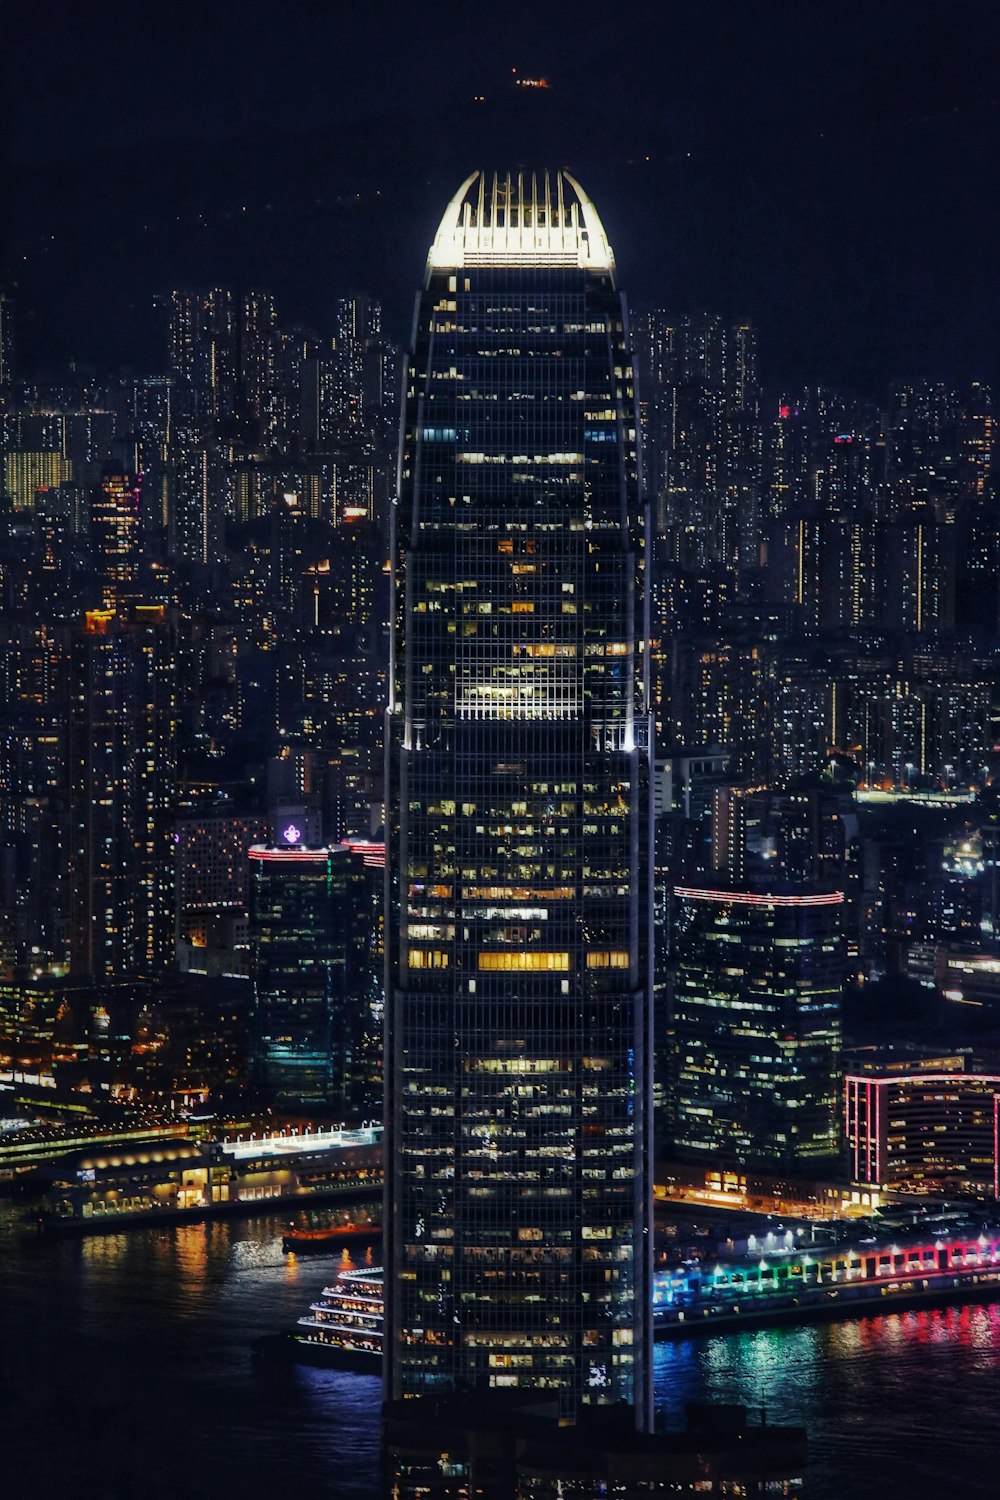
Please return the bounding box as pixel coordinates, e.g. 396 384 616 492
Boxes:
5 0 1000 391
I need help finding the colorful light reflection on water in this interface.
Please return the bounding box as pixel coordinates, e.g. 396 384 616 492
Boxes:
4 1200 1000 1497
655 1302 1000 1498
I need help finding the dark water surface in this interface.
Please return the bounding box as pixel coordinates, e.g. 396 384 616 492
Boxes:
3 1198 998 1498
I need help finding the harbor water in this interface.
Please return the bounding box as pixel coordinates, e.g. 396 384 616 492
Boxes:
2 1197 998 1498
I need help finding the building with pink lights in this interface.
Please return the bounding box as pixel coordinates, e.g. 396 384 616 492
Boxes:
845 1069 1000 1199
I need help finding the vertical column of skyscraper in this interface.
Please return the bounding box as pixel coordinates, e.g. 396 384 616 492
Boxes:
386 172 653 1425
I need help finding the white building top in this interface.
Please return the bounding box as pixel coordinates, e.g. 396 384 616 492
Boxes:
427 170 615 274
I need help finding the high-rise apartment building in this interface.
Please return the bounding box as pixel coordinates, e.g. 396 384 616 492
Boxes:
3 451 74 511
175 810 267 974
634 312 763 571
166 288 239 422
239 289 279 442
385 172 653 1423
68 605 177 980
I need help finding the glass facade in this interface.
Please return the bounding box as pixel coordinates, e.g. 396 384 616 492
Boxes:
249 844 377 1113
671 884 844 1168
385 172 653 1423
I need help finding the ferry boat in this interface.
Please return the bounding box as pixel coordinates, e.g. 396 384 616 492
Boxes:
291 1266 384 1367
281 1219 380 1254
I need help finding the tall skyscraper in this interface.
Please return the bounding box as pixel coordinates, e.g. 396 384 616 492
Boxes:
68 605 177 980
89 465 140 605
385 172 653 1423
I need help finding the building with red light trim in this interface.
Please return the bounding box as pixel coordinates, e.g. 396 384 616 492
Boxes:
845 1070 1000 1199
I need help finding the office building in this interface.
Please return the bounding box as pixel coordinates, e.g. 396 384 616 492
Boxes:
385 172 653 1421
671 883 844 1169
846 1068 1000 1198
248 839 376 1115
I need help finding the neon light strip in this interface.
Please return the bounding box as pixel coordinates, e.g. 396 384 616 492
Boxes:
673 886 844 907
249 847 332 863
343 838 386 868
843 1073 1000 1088
650 1234 1000 1303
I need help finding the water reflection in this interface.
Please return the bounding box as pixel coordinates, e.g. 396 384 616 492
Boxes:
654 1302 1000 1499
5 1197 1000 1499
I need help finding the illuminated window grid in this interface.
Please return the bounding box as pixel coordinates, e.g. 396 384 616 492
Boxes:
389 246 650 1416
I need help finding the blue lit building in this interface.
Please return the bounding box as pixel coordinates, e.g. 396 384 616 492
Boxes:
248 840 377 1114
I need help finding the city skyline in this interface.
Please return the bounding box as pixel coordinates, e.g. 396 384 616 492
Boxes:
6 10 1000 1495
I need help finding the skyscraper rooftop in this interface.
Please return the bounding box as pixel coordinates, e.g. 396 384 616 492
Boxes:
427 170 615 273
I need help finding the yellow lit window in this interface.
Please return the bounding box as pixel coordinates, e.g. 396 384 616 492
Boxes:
478 951 570 972
409 949 450 969
586 951 630 969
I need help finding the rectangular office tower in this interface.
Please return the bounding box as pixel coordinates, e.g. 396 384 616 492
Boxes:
671 883 844 1169
248 838 379 1116
385 172 654 1424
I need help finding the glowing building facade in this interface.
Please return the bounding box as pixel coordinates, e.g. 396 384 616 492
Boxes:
69 606 177 979
671 884 844 1169
385 172 653 1423
248 839 379 1115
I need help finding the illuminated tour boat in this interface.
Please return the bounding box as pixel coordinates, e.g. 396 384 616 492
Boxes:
292 1265 384 1364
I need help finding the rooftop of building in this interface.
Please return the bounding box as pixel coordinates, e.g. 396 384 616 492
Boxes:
672 880 845 908
427 170 614 274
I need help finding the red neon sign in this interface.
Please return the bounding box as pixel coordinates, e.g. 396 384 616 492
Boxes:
673 886 844 907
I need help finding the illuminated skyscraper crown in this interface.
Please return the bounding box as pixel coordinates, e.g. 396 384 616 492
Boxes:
427 170 615 273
